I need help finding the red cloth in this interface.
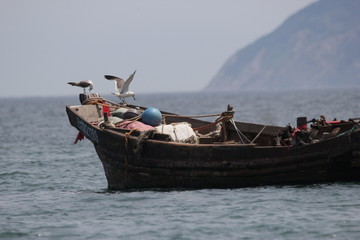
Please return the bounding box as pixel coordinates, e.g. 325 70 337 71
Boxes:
326 121 341 124
102 104 111 116
292 128 300 137
74 132 84 144
117 120 154 131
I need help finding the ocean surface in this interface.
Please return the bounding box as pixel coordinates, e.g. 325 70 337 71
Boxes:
1 89 360 240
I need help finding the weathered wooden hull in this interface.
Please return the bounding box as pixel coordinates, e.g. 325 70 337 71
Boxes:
66 105 360 190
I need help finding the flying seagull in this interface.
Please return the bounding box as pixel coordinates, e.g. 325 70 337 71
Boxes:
67 80 94 93
104 71 136 103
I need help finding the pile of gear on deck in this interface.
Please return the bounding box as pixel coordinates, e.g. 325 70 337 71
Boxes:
96 106 199 144
276 115 357 146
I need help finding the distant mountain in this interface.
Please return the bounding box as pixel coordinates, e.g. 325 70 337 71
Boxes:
204 0 360 91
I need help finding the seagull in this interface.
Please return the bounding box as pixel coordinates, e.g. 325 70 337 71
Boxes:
67 80 94 93
104 71 136 103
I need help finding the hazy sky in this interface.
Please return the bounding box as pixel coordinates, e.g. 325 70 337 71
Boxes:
0 0 317 97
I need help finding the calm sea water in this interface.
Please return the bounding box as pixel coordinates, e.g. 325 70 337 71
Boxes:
1 90 360 240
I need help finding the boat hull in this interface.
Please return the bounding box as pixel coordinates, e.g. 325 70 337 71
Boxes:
94 143 359 190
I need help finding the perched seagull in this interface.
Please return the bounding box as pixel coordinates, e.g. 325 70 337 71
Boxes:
104 71 136 103
67 80 94 93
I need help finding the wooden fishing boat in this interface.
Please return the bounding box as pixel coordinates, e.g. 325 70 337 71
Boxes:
66 94 360 190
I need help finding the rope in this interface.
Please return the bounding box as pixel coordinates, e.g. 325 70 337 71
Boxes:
135 130 157 160
229 119 251 144
84 96 223 121
97 103 121 109
163 113 222 119
104 99 122 107
250 125 268 144
82 97 105 105
193 122 218 131
83 95 223 119
193 115 226 131
336 124 359 147
123 128 138 178
336 125 358 138
125 128 138 138
83 97 131 110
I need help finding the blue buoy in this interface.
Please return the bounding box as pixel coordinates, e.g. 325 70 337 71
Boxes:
141 107 162 126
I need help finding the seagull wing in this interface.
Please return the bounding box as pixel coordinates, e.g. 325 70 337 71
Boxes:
120 71 136 94
78 81 92 88
67 81 79 86
104 75 125 92
68 81 90 88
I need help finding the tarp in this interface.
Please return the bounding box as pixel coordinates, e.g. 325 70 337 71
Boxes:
155 122 198 143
